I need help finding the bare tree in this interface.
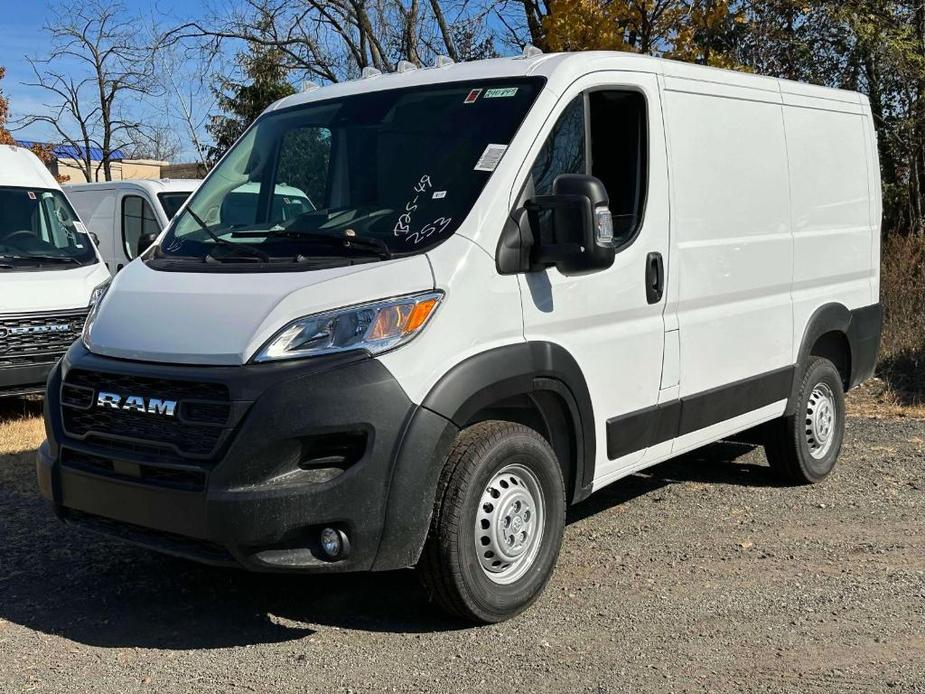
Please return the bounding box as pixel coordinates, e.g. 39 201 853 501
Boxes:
124 121 182 162
150 44 218 167
16 0 160 181
166 0 496 83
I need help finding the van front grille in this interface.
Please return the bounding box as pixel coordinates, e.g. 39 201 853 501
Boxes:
61 369 232 459
0 309 88 367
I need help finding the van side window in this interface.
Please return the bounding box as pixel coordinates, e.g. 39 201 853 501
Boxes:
529 96 586 196
526 91 648 250
588 91 648 246
122 196 159 259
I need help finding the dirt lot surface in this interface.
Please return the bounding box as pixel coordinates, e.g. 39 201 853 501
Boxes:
1 396 923 693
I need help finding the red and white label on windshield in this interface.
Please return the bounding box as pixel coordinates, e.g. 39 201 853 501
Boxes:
464 89 482 104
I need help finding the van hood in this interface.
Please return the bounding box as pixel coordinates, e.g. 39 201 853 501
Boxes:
85 257 435 365
0 263 110 314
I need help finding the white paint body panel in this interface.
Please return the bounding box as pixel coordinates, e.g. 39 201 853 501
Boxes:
79 53 880 495
87 254 434 365
0 145 111 314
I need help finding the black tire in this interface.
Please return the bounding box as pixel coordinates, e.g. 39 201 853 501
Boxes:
764 356 846 484
417 420 566 623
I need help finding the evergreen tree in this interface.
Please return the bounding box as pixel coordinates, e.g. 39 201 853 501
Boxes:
207 42 296 163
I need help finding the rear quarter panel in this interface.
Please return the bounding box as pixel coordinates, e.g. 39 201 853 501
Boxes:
780 87 878 352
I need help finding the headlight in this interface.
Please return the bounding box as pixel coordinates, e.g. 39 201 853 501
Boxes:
253 291 443 363
88 280 110 309
82 280 111 349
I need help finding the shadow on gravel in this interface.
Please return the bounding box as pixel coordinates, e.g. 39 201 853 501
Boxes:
1 398 774 648
568 439 782 524
0 395 43 422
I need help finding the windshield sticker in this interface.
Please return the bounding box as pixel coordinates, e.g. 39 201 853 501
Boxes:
474 144 508 172
432 191 447 200
485 88 518 98
464 89 482 104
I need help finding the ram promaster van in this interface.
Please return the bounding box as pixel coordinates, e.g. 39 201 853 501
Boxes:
37 51 882 623
0 145 110 397
64 179 200 272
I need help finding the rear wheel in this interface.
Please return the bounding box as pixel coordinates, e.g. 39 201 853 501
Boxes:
418 421 566 623
764 356 846 484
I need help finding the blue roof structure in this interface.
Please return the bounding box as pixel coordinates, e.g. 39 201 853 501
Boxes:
15 140 125 162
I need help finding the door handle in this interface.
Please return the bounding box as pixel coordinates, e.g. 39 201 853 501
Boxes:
645 252 664 304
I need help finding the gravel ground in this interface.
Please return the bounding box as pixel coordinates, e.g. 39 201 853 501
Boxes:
1 399 923 693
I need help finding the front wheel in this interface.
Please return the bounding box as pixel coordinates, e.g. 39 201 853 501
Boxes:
764 356 846 484
417 421 566 623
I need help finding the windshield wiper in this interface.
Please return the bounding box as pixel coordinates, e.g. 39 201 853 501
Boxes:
232 229 392 260
205 245 270 264
21 254 82 265
182 207 271 262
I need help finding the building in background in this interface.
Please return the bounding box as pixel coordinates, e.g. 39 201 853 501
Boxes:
15 140 166 182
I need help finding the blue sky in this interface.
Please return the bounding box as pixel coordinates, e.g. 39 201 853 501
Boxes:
0 0 216 159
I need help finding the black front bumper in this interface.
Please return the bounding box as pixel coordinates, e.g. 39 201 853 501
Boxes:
38 344 456 573
1 362 55 397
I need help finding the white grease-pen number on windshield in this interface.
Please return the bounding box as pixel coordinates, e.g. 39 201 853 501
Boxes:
393 175 454 244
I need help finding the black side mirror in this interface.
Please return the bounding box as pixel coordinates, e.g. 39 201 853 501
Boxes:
135 232 158 258
496 174 616 275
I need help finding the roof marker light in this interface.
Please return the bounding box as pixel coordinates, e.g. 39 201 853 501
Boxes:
302 81 320 92
361 66 382 79
519 44 543 59
396 60 418 73
433 55 455 68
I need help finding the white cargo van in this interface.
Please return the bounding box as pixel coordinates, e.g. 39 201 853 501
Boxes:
38 51 882 623
0 145 110 397
64 179 199 272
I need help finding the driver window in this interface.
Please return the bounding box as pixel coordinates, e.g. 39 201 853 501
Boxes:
528 96 586 196
525 90 649 249
122 195 159 259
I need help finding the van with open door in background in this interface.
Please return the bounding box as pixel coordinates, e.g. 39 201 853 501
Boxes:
0 145 110 397
38 51 882 623
64 179 199 273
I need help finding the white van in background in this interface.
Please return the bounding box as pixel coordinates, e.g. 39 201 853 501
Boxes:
64 179 199 272
38 51 882 623
0 145 110 397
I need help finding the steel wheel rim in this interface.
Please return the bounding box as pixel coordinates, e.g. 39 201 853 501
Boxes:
805 382 836 460
474 463 546 585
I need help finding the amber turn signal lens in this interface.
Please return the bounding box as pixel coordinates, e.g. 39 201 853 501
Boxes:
404 298 438 334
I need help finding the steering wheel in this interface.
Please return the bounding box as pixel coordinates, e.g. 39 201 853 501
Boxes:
3 230 38 244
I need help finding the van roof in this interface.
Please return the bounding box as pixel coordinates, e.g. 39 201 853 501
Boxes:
0 145 61 190
269 51 866 114
63 178 201 195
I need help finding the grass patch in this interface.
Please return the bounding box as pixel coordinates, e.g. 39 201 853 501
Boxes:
876 233 925 408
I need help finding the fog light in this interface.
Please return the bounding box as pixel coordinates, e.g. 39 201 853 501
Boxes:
320 527 348 559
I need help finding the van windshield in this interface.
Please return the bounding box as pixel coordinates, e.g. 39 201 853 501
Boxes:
0 187 97 270
155 78 543 268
